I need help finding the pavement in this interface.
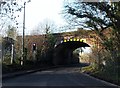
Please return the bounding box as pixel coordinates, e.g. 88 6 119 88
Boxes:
2 66 58 80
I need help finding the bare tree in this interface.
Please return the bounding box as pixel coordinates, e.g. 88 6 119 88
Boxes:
0 0 31 36
31 19 57 35
30 19 57 63
6 25 18 40
63 1 120 63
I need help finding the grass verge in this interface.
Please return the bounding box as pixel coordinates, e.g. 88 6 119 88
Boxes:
81 65 120 86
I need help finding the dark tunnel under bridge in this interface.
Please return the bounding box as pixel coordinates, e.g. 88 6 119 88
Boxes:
53 41 90 65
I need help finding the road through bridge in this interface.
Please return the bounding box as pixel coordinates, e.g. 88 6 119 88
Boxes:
53 37 91 65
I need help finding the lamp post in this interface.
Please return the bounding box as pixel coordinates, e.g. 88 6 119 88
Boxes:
21 0 31 65
0 1 6 6
21 2 26 66
0 1 6 14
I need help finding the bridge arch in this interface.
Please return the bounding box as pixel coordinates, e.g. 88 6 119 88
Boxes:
53 41 90 65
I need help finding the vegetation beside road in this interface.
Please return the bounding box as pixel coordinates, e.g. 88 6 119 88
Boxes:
2 21 56 74
2 60 54 74
81 64 120 86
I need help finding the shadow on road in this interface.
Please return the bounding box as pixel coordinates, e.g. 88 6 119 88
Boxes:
60 63 90 68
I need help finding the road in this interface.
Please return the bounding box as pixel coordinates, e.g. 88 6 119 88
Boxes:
2 65 119 88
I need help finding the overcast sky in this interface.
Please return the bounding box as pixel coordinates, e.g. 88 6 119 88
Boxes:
17 0 68 35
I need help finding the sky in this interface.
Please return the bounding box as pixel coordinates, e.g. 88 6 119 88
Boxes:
17 0 68 35
0 0 119 36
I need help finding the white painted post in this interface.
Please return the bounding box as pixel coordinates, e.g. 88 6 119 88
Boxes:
33 51 36 62
32 43 37 63
21 58 23 66
11 44 14 64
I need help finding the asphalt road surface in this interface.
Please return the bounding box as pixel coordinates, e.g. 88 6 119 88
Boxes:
2 66 119 88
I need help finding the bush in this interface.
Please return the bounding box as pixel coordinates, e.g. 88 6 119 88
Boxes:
2 63 22 74
81 64 96 74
